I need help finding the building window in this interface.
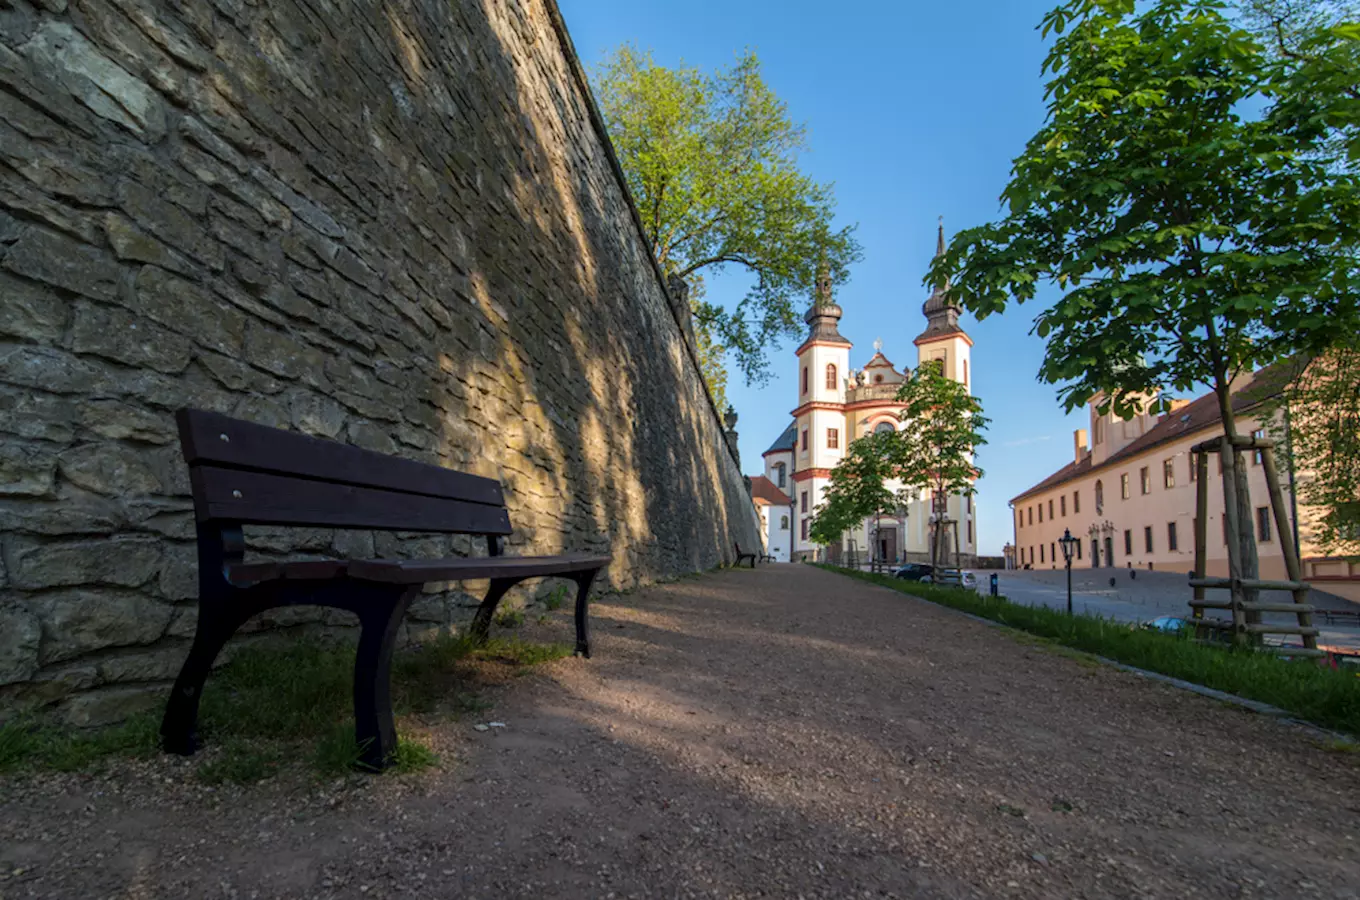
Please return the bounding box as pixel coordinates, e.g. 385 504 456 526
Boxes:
1257 506 1272 542
801 429 808 452
874 420 895 434
874 374 884 384
1073 491 1080 514
963 359 969 386
1120 473 1130 500
801 518 809 540
1140 466 1151 495
966 495 972 514
1048 499 1054 520
802 367 808 395
1051 541 1056 564
800 491 808 514
1095 480 1104 513
1222 512 1228 545
826 364 838 390
1076 540 1083 560
1189 458 1198 482
1094 418 1105 445
1017 510 1023 532
1040 544 1045 563
1124 529 1133 555
1167 522 1178 552
1039 504 1044 523
1163 459 1175 489
780 515 789 529
775 463 786 488
827 428 839 449
1144 525 1153 553
1028 507 1033 526
967 520 973 544
1060 495 1067 517
1252 429 1265 465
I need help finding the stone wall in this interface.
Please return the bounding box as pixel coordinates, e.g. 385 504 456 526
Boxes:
0 0 762 723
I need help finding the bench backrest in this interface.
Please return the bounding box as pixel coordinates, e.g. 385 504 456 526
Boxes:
177 408 512 535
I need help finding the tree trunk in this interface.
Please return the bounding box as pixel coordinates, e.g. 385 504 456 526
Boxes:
1214 382 1262 633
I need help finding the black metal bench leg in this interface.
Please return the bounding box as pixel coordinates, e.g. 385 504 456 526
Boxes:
353 586 416 771
469 578 515 645
572 569 598 658
161 603 243 756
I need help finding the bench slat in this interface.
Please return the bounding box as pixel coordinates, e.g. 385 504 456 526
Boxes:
178 409 504 507
349 554 611 583
192 466 513 534
224 554 610 585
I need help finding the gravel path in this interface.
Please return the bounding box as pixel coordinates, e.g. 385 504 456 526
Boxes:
3 564 1359 899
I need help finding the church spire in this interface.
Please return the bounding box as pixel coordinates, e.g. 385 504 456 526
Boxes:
935 215 946 259
801 253 850 347
917 218 964 343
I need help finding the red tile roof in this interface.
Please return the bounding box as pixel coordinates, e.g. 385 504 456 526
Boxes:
1010 362 1301 505
750 475 793 506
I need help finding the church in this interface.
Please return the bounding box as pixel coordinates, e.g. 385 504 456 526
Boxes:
756 224 978 564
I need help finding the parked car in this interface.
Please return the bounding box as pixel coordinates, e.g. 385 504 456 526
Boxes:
1140 616 1234 645
893 563 935 583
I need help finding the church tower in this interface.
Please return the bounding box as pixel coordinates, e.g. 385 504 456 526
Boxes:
915 220 973 391
792 264 851 558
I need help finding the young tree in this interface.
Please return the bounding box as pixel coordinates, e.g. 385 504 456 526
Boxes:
809 362 989 568
593 46 861 387
929 0 1360 600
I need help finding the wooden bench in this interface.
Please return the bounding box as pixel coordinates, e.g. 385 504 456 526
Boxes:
734 542 757 568
162 408 610 770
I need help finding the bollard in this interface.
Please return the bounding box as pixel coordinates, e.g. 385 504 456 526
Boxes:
989 573 998 597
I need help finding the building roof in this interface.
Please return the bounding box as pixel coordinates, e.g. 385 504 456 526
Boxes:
1009 361 1301 505
763 421 797 456
749 475 793 507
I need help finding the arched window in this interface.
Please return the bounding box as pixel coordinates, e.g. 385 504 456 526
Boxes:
775 462 786 488
825 363 837 390
780 515 789 529
874 374 884 383
874 421 895 435
1095 479 1104 513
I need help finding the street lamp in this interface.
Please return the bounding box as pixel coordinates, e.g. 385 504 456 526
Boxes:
1058 528 1079 615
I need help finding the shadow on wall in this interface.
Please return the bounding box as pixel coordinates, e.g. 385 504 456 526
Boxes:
0 0 758 719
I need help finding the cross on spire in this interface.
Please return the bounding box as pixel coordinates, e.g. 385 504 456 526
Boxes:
936 215 945 258
873 337 883 353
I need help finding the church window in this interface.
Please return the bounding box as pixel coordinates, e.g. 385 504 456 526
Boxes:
800 491 808 514
775 463 786 488
802 367 808 395
874 374 884 383
967 520 973 544
801 518 808 540
800 429 808 452
827 428 839 449
874 421 895 435
825 364 837 390
963 360 969 386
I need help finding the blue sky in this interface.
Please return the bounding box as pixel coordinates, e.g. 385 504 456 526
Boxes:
558 0 1090 554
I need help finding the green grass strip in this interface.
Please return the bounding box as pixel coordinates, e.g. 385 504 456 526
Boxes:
818 564 1360 738
0 632 570 781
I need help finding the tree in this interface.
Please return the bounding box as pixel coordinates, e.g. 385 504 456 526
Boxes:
593 46 861 387
928 0 1360 603
809 362 989 567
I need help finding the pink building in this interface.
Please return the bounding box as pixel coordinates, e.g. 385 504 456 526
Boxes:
1010 367 1360 602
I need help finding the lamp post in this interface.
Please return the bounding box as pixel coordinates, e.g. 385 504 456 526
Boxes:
1059 527 1078 615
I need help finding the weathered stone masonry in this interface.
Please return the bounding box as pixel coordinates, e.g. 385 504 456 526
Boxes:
0 0 761 723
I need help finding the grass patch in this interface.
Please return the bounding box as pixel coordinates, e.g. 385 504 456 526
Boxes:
493 608 525 629
1 630 567 781
821 565 1360 738
543 586 568 611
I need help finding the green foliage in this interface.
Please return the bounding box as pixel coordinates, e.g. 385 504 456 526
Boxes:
930 0 1360 423
0 713 159 774
593 46 861 384
809 430 905 545
822 565 1360 737
493 608 525 629
543 586 568 611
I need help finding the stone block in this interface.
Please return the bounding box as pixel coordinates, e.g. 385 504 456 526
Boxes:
0 604 41 685
0 343 108 394
0 270 69 342
22 22 167 141
71 300 192 374
157 542 198 601
287 388 345 439
57 684 162 727
103 213 196 276
2 226 122 301
242 320 328 384
134 266 245 355
30 588 173 663
5 535 162 590
97 641 189 684
0 441 57 497
76 398 176 443
58 441 162 496
0 385 74 442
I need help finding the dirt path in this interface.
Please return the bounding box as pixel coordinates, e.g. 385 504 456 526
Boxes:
3 565 1359 899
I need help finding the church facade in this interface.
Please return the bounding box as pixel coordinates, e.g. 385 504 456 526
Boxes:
760 226 979 564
